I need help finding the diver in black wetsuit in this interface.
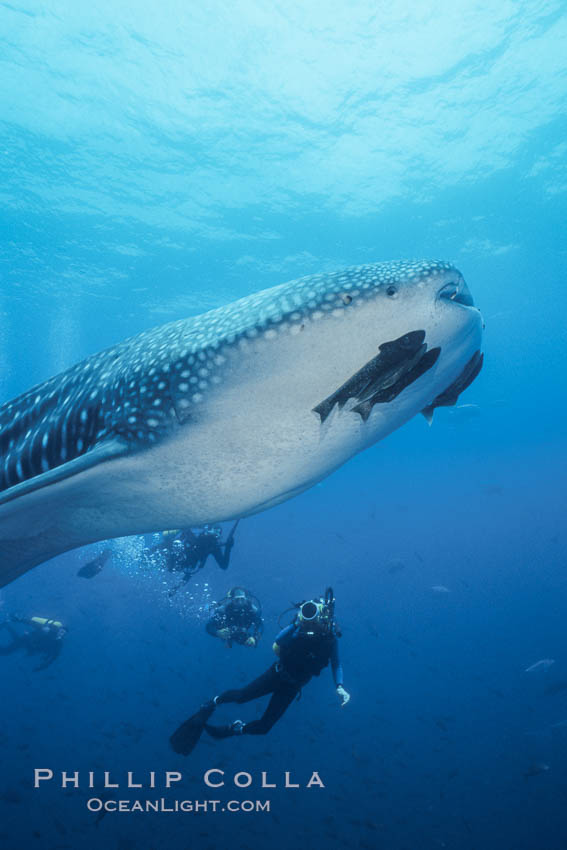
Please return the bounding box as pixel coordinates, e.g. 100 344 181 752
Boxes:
206 587 264 648
148 522 239 586
170 588 350 754
0 616 67 672
77 547 113 579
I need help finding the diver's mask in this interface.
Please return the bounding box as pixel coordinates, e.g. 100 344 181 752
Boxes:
230 596 247 609
227 587 248 609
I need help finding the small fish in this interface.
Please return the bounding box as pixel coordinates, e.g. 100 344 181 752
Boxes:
523 762 550 778
431 585 451 594
545 680 567 696
366 622 379 638
525 658 555 674
435 715 454 731
0 789 22 804
445 403 481 424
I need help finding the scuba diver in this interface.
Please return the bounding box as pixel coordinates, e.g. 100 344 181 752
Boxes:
147 521 239 590
206 587 264 648
77 547 113 579
170 588 350 755
0 615 67 671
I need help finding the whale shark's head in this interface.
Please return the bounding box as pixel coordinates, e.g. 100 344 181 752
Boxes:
304 259 480 357
212 259 483 451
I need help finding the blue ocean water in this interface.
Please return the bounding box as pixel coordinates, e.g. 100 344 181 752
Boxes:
1 1 566 848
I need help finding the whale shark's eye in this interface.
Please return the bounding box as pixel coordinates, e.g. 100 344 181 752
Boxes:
341 294 352 305
386 285 398 297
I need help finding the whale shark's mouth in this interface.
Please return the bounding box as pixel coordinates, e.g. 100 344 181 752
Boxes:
421 350 483 421
313 330 440 423
437 280 475 307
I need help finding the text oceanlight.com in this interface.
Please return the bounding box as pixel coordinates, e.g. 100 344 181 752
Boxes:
87 798 271 813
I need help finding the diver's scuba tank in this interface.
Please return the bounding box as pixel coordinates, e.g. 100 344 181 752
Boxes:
30 617 65 637
324 587 335 619
324 587 341 636
30 617 64 629
172 537 185 567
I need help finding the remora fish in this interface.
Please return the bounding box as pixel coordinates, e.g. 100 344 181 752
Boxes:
525 659 555 674
0 260 483 586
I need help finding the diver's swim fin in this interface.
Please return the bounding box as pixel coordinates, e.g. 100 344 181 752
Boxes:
226 519 240 545
170 703 215 756
77 548 113 579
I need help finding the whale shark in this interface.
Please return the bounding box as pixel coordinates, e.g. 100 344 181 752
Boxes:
0 260 483 586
